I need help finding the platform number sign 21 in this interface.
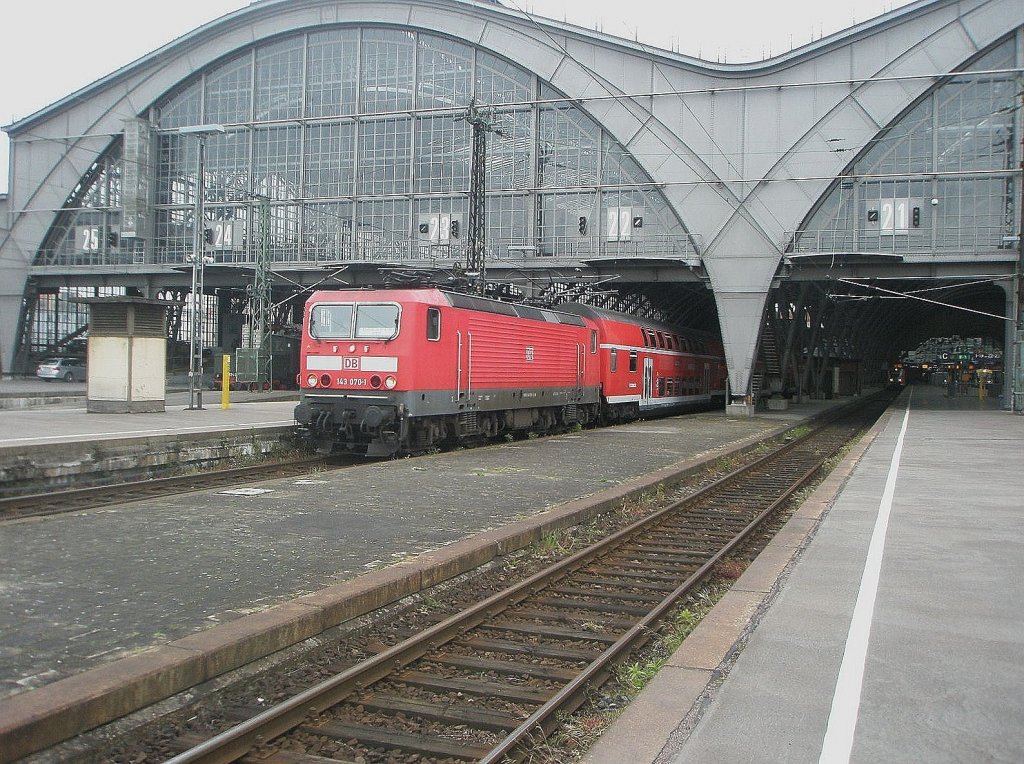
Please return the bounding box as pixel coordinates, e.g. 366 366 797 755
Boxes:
867 198 922 234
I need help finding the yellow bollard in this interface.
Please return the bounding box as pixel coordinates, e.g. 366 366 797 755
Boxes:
221 354 231 410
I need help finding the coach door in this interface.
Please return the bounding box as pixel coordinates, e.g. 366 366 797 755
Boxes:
641 356 654 407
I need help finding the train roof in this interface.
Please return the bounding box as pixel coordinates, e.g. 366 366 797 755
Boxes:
556 302 717 339
307 287 588 328
443 291 588 327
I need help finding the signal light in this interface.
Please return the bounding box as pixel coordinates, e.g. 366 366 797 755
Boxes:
450 219 460 237
912 206 921 227
203 228 213 244
578 216 587 235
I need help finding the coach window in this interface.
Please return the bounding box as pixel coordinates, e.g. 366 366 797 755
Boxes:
657 377 665 396
427 307 441 341
629 350 638 372
610 349 618 373
591 329 598 354
656 332 665 349
354 303 400 339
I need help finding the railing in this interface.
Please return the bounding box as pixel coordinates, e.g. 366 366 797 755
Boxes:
40 233 703 269
785 227 1016 256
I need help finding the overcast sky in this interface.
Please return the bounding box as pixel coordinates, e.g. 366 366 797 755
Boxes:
1 0 916 194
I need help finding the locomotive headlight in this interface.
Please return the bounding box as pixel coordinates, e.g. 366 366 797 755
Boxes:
306 373 318 387
370 375 382 389
384 375 397 389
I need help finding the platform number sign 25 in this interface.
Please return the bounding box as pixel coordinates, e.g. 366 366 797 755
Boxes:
76 225 101 252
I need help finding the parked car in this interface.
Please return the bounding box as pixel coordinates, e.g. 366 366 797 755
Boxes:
36 357 86 382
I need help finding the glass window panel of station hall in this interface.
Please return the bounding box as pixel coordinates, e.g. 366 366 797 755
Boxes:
204 52 253 125
417 34 474 110
935 38 1017 173
936 86 1017 172
76 157 122 209
157 80 202 129
414 115 471 194
538 192 598 255
486 194 529 256
356 199 412 260
302 202 354 262
205 130 252 203
935 177 1014 251
156 208 193 264
307 29 359 118
255 38 305 122
475 50 532 105
486 109 532 193
304 122 355 198
157 134 197 205
254 126 302 200
361 29 415 114
264 203 301 261
358 118 412 195
539 99 600 188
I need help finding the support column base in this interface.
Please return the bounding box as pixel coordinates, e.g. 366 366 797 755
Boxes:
726 402 755 417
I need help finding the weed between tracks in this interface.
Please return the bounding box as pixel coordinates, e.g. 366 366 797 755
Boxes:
67 428 857 764
516 435 861 763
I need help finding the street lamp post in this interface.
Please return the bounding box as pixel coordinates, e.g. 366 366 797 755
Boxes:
179 124 225 410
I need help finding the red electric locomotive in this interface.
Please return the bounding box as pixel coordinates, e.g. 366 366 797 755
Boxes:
293 288 728 456
294 288 602 455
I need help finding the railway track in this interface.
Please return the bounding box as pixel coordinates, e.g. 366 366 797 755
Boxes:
151 394 891 764
0 456 334 521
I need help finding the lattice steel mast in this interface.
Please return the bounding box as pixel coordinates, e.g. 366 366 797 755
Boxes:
251 194 272 389
464 99 501 295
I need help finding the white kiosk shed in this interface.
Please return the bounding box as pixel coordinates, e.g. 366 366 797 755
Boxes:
80 297 175 413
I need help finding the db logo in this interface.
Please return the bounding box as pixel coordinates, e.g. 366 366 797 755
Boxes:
343 357 361 370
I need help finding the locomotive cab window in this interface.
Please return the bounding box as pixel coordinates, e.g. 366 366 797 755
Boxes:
354 304 400 339
427 307 441 341
310 303 353 339
310 302 400 340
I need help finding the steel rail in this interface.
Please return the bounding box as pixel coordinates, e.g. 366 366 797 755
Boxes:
479 416 850 762
160 401 875 764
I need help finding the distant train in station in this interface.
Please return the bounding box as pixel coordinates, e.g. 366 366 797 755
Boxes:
293 288 727 456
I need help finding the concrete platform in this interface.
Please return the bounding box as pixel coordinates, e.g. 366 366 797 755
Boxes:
583 382 1024 764
0 391 846 761
0 379 296 451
